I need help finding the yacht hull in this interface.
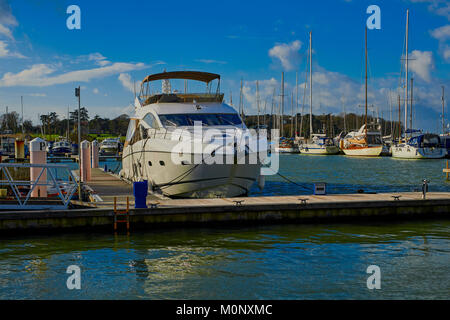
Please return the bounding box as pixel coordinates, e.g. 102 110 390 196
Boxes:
300 144 339 155
342 146 383 157
391 146 446 159
274 147 299 153
120 140 262 198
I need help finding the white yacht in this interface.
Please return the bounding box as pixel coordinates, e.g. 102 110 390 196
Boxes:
52 139 72 155
300 134 339 155
100 138 120 155
391 10 446 160
120 71 267 198
392 131 446 159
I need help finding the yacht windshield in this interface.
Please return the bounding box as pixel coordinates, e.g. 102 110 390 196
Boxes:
159 113 242 127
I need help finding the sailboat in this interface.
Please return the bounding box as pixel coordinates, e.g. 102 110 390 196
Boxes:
274 72 299 153
299 31 339 155
391 10 446 159
342 28 383 157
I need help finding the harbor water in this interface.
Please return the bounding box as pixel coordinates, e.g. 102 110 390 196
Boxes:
1 155 449 299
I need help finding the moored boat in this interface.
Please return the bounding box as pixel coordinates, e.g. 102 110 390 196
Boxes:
119 70 267 198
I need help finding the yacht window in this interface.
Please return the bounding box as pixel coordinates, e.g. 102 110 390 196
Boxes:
422 135 440 147
143 113 159 129
159 113 242 127
125 119 137 141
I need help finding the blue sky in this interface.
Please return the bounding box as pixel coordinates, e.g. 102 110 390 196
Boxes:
0 0 449 132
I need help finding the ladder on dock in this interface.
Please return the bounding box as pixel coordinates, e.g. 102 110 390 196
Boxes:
444 160 450 180
113 196 130 232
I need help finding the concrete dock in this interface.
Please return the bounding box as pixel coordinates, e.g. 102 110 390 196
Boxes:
0 167 449 233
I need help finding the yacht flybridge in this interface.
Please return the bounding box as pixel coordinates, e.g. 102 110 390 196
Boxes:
120 71 267 198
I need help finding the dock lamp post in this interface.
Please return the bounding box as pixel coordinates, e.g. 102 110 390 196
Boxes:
75 86 81 200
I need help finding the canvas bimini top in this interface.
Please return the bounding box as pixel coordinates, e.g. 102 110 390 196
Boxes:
141 71 220 84
139 71 223 105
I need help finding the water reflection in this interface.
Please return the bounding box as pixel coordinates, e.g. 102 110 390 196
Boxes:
0 221 449 299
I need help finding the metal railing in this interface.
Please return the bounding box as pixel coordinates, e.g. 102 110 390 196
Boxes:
0 163 78 210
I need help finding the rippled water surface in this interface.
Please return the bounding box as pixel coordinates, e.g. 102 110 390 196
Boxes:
1 155 449 299
0 221 449 299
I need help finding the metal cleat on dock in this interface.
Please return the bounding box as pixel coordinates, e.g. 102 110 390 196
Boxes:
149 202 160 208
233 200 244 206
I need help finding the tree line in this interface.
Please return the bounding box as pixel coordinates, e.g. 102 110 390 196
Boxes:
0 108 130 140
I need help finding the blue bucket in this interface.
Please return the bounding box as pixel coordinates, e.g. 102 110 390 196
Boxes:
133 180 148 208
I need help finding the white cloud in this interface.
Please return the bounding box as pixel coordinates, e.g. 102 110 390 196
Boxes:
444 45 450 60
118 73 135 93
430 25 450 62
409 50 435 82
0 62 148 87
28 93 46 97
268 40 302 71
88 53 111 66
195 59 227 64
431 24 450 41
0 0 17 40
0 23 13 39
93 88 99 94
409 0 450 20
0 40 25 58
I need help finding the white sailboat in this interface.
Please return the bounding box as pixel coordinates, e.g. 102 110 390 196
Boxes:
299 31 339 155
342 28 383 157
392 10 446 159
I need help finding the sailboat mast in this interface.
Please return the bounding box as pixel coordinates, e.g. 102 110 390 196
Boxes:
291 92 294 137
342 98 347 133
295 72 298 137
398 94 401 141
239 79 244 121
404 9 409 139
309 31 313 139
21 96 24 136
256 80 260 129
281 72 284 137
365 27 368 137
410 77 413 132
443 86 445 134
67 106 70 140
